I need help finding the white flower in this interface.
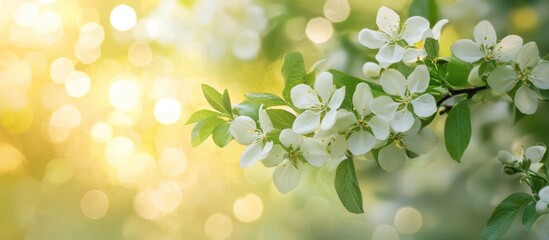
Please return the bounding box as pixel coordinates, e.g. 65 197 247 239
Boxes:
334 83 390 155
313 129 348 167
498 145 546 172
262 129 330 193
467 66 486 87
370 65 437 132
291 72 346 134
229 106 273 168
358 6 429 64
487 42 549 114
363 62 381 78
402 19 449 63
451 20 523 63
536 186 549 214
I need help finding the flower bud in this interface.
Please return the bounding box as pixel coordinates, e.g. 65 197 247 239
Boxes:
362 62 381 78
503 166 520 175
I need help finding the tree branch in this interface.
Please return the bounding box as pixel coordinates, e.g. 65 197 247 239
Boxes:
437 86 488 114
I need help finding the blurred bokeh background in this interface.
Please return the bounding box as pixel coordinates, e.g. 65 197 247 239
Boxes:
1 0 549 239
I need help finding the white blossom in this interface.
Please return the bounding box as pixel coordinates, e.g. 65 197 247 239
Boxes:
402 19 449 64
291 72 346 134
497 145 546 172
537 186 549 214
229 106 273 168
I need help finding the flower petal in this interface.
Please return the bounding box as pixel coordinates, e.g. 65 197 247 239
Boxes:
334 109 357 132
487 66 516 93
493 35 523 62
280 128 303 149
430 19 449 40
240 142 262 168
390 109 414 133
273 163 301 194
407 65 430 94
301 138 329 167
292 110 321 134
411 94 437 118
371 96 399 120
291 84 320 109
540 186 549 200
380 68 407 97
402 48 426 63
258 106 273 133
367 115 390 140
497 150 516 164
328 86 346 109
348 130 376 155
514 85 538 115
315 72 334 102
230 116 258 145
358 28 388 49
376 6 400 35
535 200 548 214
378 144 407 172
530 63 549 90
401 16 430 45
473 20 497 47
525 145 546 163
515 42 540 70
468 65 486 87
330 135 348 162
451 39 483 63
353 83 374 118
321 108 338 130
376 44 405 64
362 62 381 78
262 144 286 167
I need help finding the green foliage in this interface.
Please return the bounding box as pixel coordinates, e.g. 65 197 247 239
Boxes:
234 101 260 120
201 85 227 114
445 58 473 88
409 0 439 25
266 109 296 129
424 38 439 58
222 89 233 117
281 52 309 107
329 70 384 110
481 192 533 240
212 122 233 148
245 92 287 108
191 117 226 147
522 203 539 232
444 101 471 162
335 159 364 214
186 110 222 125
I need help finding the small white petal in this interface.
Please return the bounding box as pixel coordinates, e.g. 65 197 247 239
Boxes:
313 129 337 147
334 109 357 132
291 84 320 109
525 146 546 163
376 6 400 35
273 163 301 194
376 44 405 64
514 85 538 115
328 86 346 109
301 138 329 167
407 65 430 94
262 141 273 158
540 186 549 200
315 72 335 102
497 150 516 164
378 144 406 172
358 28 388 49
321 108 338 130
367 115 390 140
380 69 407 97
402 48 426 63
536 200 549 214
280 129 303 149
292 110 321 134
353 83 374 118
240 142 262 168
530 63 549 90
348 130 376 155
262 144 286 167
468 66 486 87
451 39 483 63
404 117 422 136
401 16 430 45
330 135 348 162
493 35 523 62
230 116 258 145
430 19 449 40
411 94 437 118
515 42 540 70
371 96 399 120
403 128 437 155
473 20 497 47
390 109 414 132
487 66 517 93
530 163 544 172
258 106 273 133
363 62 381 78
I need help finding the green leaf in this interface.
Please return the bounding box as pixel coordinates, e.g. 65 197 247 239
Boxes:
212 122 233 147
245 92 287 108
202 85 226 113
265 109 296 129
329 70 384 110
445 57 473 88
482 192 533 240
191 117 225 147
281 52 308 105
222 89 233 117
444 101 471 162
334 159 364 214
424 38 439 58
186 109 222 125
409 0 439 25
234 101 260 120
522 203 539 232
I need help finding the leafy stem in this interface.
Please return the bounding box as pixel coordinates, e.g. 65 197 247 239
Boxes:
437 85 489 114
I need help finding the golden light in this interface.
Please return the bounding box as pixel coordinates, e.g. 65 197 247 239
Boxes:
34 11 63 45
110 4 137 32
0 144 25 174
14 3 40 27
109 76 141 112
65 70 91 98
79 22 105 49
43 158 74 185
154 98 182 125
50 104 81 128
232 30 261 60
50 57 75 84
394 207 423 234
512 7 538 31
90 122 113 143
323 0 351 23
80 190 109 220
306 17 333 44
128 42 153 67
104 136 135 168
159 147 188 177
232 193 263 223
204 213 233 240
